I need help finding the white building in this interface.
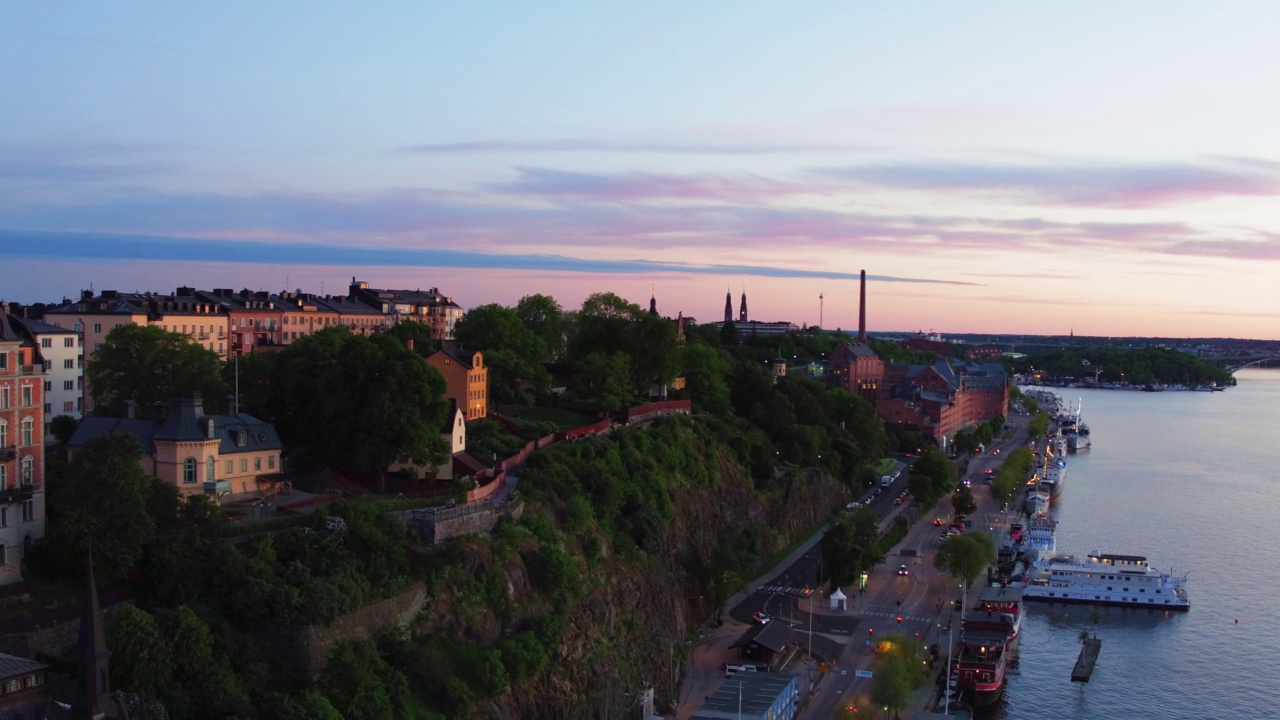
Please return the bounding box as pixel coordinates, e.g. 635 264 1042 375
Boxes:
12 317 83 431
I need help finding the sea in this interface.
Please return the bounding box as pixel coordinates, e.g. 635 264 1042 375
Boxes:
992 368 1280 719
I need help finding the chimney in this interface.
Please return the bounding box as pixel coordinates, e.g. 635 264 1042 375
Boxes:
406 338 414 352
858 269 867 344
126 400 136 419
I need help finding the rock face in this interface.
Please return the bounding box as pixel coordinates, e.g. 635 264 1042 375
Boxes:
423 448 848 720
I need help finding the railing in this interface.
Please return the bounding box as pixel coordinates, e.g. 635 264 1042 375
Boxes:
0 485 34 504
19 365 35 374
0 446 14 461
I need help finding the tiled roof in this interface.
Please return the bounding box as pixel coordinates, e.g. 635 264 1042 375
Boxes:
69 417 161 453
0 652 47 679
10 316 75 335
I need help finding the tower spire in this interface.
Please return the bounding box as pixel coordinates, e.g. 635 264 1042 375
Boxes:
739 287 748 323
73 546 112 719
724 287 733 323
858 270 867 344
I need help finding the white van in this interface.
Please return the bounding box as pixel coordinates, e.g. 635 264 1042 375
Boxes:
881 475 893 487
724 664 758 678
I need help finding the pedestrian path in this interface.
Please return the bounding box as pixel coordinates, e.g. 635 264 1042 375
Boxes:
756 583 816 598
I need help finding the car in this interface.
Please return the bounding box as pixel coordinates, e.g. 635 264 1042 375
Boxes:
752 611 773 625
982 478 993 485
892 470 901 479
984 469 994 476
933 518 944 526
962 478 972 487
993 448 1001 455
898 565 910 576
874 487 884 497
846 501 862 510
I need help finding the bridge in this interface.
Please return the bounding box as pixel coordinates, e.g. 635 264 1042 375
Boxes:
1212 356 1280 373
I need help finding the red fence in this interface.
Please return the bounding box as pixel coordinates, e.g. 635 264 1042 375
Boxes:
625 399 692 424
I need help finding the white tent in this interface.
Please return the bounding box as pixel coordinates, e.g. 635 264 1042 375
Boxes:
829 587 847 610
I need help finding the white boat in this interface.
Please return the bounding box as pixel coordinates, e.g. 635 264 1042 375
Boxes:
1023 514 1057 561
1020 551 1190 610
1028 491 1051 516
1064 399 1091 451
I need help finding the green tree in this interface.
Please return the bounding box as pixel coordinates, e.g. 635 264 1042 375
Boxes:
820 509 881 591
271 327 450 491
49 414 78 444
571 351 634 411
951 486 977 516
38 434 176 583
868 654 912 716
516 293 566 360
934 532 996 590
221 349 280 422
87 324 228 420
319 640 411 720
679 342 732 415
107 605 172 701
453 303 550 403
908 448 953 508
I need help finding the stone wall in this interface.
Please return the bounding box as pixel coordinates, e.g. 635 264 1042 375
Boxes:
409 499 497 544
260 581 429 685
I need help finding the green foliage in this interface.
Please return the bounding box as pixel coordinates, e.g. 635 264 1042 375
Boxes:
497 629 550 682
951 486 977 516
319 640 413 720
991 447 1035 502
680 342 733 415
269 326 450 484
87 323 229 419
907 448 954 509
821 509 881 590
1020 346 1234 387
868 653 913 712
48 414 78 444
516 293 567 361
1028 411 1050 438
453 304 551 403
33 434 176 584
108 605 172 700
934 531 997 589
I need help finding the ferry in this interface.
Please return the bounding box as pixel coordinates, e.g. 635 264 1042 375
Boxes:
1027 490 1050 517
1023 514 1057 561
954 621 1011 706
976 586 1024 642
1019 551 1190 610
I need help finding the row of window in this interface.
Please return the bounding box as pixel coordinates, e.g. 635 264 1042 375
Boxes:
44 379 81 392
0 463 35 487
0 386 37 409
39 337 80 348
180 454 277 484
0 419 36 447
0 501 38 527
43 401 80 414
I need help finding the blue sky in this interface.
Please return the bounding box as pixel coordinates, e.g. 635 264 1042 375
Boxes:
4 2 1280 337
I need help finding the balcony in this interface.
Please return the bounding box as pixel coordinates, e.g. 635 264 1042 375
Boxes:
19 365 36 375
0 485 34 504
0 446 14 461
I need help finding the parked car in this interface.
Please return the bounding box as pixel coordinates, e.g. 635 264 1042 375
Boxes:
752 611 773 625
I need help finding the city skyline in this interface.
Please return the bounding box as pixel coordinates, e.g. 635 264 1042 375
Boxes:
5 3 1280 339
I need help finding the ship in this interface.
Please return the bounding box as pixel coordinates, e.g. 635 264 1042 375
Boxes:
1022 513 1057 562
1019 551 1190 610
954 614 1014 706
1062 398 1091 451
976 586 1025 642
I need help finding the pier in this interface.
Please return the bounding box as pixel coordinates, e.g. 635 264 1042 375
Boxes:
1071 638 1101 682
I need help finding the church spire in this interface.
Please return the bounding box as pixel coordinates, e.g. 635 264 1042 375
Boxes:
648 290 658 317
73 547 112 719
724 287 733 323
739 288 748 323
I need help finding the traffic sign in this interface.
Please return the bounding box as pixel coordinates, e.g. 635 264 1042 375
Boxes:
855 669 874 678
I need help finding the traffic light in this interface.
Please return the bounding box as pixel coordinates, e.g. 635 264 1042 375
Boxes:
868 627 874 636
896 615 903 625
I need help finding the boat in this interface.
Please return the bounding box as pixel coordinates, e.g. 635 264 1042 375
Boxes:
954 619 1011 706
1028 490 1051 516
1064 398 1091 451
1019 551 1190 610
976 586 1024 642
1022 514 1057 562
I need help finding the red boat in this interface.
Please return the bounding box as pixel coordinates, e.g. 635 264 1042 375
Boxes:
954 625 1009 706
976 586 1024 642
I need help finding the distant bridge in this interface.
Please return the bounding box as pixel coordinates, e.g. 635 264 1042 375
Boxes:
1220 357 1280 373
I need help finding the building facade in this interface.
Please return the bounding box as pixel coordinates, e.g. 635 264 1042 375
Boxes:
0 315 46 588
11 317 83 428
425 348 489 422
349 279 463 340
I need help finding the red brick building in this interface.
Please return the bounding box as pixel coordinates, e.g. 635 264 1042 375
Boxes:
0 314 46 587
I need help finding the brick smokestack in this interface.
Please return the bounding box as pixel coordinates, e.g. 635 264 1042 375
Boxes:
858 269 867 343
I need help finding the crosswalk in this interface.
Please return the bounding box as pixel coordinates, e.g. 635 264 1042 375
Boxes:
756 584 814 598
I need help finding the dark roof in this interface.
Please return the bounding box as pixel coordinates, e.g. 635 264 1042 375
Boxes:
729 620 791 654
691 672 796 719
0 652 47 679
841 342 878 358
440 399 460 433
978 586 1024 603
69 417 161 453
433 346 478 369
0 314 20 342
9 315 75 335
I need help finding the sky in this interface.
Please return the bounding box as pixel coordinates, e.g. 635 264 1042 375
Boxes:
4 2 1280 339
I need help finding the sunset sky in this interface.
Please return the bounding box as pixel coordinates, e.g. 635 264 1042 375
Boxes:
4 2 1280 338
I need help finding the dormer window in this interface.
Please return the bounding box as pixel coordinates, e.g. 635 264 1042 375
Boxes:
237 430 247 447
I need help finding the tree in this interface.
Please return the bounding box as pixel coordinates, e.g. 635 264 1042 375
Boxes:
680 342 732 415
820 509 881 591
222 349 280 422
571 351 634 412
37 434 176 583
270 327 450 491
108 606 172 701
951 486 977 516
516 293 566 361
908 448 953 508
934 532 996 590
319 640 411 720
453 304 551 403
868 654 912 716
49 414 78 444
86 324 228 420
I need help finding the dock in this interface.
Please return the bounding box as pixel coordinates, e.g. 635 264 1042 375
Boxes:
1071 638 1102 682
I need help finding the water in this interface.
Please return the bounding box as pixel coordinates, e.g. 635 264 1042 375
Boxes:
994 369 1280 719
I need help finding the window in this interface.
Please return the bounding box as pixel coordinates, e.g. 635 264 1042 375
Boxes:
183 457 197 484
0 422 6 447
236 431 246 448
72 322 82 332
20 458 32 485
21 386 31 406
40 338 51 348
44 381 51 392
0 387 6 408
0 507 7 527
239 459 247 473
0 465 6 489
0 353 5 369
63 359 74 369
93 323 102 334
42 361 50 372
64 337 74 348
268 455 275 469
20 501 33 523
0 544 6 566
44 404 51 415
63 401 74 412
207 457 216 483
254 457 261 471
225 459 233 475
20 418 32 446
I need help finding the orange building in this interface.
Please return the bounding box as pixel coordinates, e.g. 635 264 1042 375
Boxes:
829 341 885 404
425 348 488 422
277 292 340 344
0 314 46 588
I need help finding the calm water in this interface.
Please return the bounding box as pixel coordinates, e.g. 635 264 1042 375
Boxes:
994 369 1280 719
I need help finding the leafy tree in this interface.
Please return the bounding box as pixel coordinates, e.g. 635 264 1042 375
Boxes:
319 640 412 720
37 434 177 583
934 531 996 590
453 303 550 403
516 293 566 361
107 605 172 701
221 349 280 422
820 509 881 591
571 351 634 411
868 653 912 715
87 324 228 420
384 318 437 354
951 486 977 516
270 327 450 490
678 342 732 415
1028 411 1050 438
49 414 78 444
908 448 953 508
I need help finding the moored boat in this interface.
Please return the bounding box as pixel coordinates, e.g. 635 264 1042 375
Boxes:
954 622 1010 706
1019 551 1190 610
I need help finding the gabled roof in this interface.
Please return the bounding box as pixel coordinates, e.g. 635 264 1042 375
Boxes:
729 619 791 653
69 417 161 453
9 315 75 335
0 652 47 680
431 346 479 369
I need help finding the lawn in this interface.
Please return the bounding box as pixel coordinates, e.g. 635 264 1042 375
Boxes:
495 405 598 430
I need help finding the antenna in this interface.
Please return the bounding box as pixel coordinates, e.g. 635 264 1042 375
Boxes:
819 291 824 329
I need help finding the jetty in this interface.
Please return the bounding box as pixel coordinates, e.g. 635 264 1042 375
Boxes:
1071 637 1102 682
